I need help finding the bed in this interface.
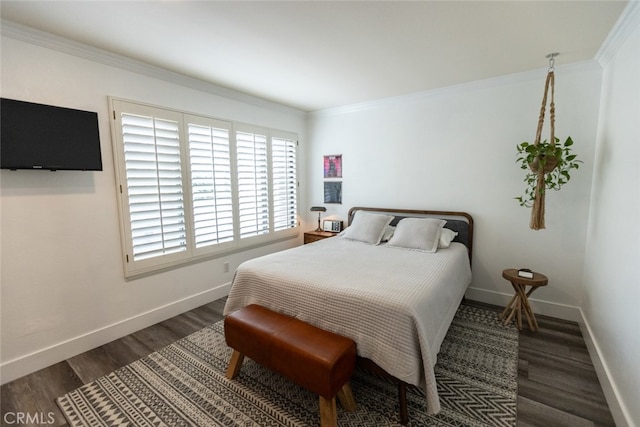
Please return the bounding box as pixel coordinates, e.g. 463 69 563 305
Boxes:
223 207 474 422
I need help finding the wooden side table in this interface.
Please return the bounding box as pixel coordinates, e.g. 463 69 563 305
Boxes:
499 268 548 331
303 230 338 244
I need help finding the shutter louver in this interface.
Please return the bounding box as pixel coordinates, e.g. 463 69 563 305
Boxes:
236 131 269 238
188 123 234 248
272 137 297 231
121 113 186 261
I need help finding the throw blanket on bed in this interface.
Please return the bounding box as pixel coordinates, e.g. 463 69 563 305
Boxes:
224 237 472 414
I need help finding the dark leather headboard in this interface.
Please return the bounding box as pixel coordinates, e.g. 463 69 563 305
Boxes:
347 207 474 264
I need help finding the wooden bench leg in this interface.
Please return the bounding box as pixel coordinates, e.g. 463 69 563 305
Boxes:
226 350 245 379
319 396 337 427
336 382 356 412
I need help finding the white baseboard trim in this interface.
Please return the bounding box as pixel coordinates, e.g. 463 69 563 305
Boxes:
578 309 634 427
0 283 231 385
464 286 581 322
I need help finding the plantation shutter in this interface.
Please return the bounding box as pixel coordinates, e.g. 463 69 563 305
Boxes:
120 112 186 261
272 135 298 231
187 119 235 249
236 129 269 238
111 98 299 278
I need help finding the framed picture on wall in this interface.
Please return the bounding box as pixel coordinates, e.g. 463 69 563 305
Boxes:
324 181 342 204
323 155 342 178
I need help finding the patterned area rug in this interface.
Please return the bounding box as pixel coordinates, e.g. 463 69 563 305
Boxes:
57 304 518 426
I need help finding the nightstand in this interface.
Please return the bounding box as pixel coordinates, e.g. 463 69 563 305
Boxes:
499 268 548 331
303 230 338 244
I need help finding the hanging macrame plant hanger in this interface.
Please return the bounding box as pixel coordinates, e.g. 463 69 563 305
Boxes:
530 53 559 230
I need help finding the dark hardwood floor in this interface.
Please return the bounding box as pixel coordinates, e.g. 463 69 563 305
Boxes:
1 298 615 427
467 300 615 427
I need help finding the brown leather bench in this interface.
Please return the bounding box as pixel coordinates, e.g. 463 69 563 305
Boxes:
224 304 357 427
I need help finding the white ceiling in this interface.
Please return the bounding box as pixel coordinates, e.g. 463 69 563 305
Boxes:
0 1 628 112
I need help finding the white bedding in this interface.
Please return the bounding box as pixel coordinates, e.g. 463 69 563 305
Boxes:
223 236 472 414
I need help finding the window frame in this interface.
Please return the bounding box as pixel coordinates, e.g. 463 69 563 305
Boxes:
110 98 299 278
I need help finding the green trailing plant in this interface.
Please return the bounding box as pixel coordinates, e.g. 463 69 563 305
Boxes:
515 136 582 208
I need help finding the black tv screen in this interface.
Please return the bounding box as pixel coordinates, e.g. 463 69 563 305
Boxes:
1 98 102 171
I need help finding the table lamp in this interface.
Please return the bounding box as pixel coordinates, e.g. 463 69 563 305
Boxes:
310 206 327 232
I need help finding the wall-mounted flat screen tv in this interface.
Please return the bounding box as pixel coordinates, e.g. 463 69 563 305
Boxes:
1 98 102 171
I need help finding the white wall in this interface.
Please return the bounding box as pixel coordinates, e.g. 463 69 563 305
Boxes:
0 34 307 383
308 62 601 319
583 7 640 426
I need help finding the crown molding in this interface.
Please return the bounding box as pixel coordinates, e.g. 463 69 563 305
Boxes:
0 20 305 116
310 60 601 118
595 1 640 67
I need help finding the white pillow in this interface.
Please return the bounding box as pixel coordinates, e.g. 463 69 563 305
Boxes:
387 217 446 252
438 228 458 249
341 211 394 244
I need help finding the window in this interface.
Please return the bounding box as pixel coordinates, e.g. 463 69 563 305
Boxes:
271 135 298 231
187 116 234 252
111 99 299 278
236 128 270 239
